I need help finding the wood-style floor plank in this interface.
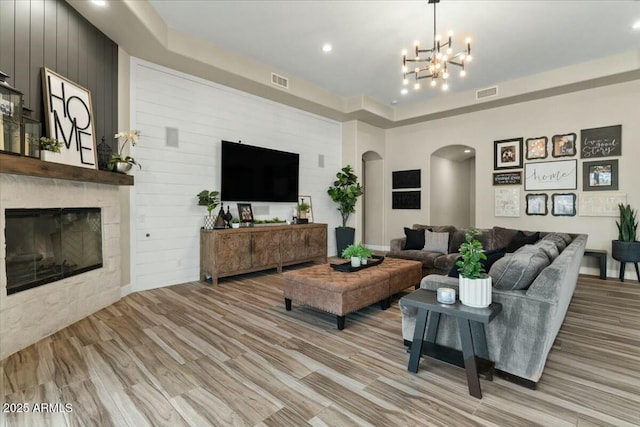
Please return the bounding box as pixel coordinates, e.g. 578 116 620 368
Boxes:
2 272 639 426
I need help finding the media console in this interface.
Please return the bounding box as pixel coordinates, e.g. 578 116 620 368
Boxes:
200 223 327 285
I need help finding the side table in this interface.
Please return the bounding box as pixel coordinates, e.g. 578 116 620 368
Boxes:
401 289 502 399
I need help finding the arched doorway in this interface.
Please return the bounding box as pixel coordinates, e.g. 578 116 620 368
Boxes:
430 145 476 228
362 151 384 248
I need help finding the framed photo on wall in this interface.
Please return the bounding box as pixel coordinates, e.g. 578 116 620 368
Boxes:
551 133 577 158
526 194 548 216
525 137 548 160
582 159 619 191
237 203 254 225
494 138 523 170
552 193 576 217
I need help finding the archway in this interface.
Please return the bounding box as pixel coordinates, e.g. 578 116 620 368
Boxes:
362 150 384 248
430 145 476 228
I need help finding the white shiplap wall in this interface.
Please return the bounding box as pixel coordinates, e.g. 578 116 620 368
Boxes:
130 59 342 292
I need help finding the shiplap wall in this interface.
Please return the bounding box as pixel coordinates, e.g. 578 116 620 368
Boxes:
130 59 342 291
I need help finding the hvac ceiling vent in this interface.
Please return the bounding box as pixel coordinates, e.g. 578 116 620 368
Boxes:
271 73 289 89
476 86 498 100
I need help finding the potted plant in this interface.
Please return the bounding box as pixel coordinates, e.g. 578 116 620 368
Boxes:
359 245 374 265
197 190 220 229
456 228 492 307
231 217 240 228
109 130 141 173
39 137 63 161
342 244 363 267
298 199 310 224
327 165 363 256
612 203 640 282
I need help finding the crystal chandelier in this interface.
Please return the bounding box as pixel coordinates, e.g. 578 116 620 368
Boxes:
401 0 473 91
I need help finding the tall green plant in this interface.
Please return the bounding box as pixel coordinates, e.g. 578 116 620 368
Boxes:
456 228 487 279
616 203 638 242
327 165 363 227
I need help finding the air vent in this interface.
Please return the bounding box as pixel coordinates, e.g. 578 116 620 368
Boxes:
271 73 289 89
476 86 498 100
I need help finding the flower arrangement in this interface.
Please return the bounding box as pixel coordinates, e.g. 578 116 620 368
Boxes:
109 130 141 170
39 137 63 153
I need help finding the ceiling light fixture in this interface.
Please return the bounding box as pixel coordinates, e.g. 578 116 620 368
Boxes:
401 0 473 91
322 44 333 53
91 0 107 6
633 20 640 30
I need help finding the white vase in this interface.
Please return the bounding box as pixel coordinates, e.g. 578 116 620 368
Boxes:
350 256 361 267
114 162 133 173
459 275 492 308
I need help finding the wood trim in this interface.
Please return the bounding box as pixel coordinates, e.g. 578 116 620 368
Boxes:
0 153 134 185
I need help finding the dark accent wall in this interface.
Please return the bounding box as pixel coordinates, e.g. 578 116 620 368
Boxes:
0 0 118 149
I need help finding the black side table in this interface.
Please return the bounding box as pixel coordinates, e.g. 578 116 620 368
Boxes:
401 289 502 399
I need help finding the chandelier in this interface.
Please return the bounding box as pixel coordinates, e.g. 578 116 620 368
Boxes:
401 0 473 91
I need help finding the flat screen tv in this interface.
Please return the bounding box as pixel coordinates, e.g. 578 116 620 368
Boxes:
221 140 299 202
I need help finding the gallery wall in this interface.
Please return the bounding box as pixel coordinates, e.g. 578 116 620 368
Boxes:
385 78 640 279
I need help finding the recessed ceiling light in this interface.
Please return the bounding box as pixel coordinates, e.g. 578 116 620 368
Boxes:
633 20 640 30
401 88 408 95
322 44 332 53
464 149 472 153
92 0 107 6
391 100 398 105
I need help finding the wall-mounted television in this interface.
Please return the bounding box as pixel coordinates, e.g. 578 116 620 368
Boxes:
221 140 299 202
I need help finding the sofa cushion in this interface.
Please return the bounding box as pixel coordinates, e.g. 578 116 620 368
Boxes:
542 233 567 252
535 240 560 261
490 247 550 290
404 227 426 250
447 247 508 278
492 226 520 250
423 230 449 254
507 231 541 253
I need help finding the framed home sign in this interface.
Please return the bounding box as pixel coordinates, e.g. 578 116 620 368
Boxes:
494 138 523 170
524 159 577 191
41 68 97 169
582 159 619 191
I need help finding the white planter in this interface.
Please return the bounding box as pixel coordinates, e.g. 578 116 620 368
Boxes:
40 150 60 162
231 223 240 228
459 275 492 308
203 215 216 230
350 256 361 267
361 257 368 265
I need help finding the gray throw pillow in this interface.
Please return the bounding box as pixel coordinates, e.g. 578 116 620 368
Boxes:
541 233 567 252
535 240 560 261
423 230 449 254
489 247 550 290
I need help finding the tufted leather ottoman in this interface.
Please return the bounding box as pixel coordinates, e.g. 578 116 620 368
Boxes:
283 258 422 329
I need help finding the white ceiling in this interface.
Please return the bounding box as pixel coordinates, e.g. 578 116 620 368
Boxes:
148 0 640 107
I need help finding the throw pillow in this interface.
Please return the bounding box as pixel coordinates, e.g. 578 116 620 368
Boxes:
447 247 507 278
423 230 449 254
489 247 550 290
541 233 567 252
404 227 425 250
506 231 540 253
535 240 560 261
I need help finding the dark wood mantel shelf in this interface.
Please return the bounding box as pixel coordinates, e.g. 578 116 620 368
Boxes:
0 153 134 186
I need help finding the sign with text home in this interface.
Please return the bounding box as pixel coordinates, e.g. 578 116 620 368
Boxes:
41 68 97 169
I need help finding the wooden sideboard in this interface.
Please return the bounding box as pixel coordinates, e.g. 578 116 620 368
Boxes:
200 223 327 284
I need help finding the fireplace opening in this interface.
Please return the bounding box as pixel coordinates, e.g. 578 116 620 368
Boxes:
5 208 103 295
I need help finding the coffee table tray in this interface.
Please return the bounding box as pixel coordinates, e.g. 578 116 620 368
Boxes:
330 255 384 272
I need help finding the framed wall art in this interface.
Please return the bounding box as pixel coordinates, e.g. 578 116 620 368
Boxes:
525 137 548 160
582 159 619 191
237 203 254 225
392 191 421 209
551 193 576 217
551 133 577 158
580 124 622 158
493 171 522 186
494 138 523 170
579 192 626 217
524 159 577 191
526 194 548 216
494 187 520 217
392 169 421 189
41 67 97 169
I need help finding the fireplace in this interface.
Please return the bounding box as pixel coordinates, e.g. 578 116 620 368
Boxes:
5 208 103 295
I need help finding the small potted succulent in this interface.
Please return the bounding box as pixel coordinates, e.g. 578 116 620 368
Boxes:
342 243 372 267
456 228 492 307
297 199 311 224
197 190 220 229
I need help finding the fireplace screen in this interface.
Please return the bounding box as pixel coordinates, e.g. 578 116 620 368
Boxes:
5 208 102 295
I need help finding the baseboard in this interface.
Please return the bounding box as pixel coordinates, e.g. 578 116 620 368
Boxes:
120 284 132 297
365 244 390 252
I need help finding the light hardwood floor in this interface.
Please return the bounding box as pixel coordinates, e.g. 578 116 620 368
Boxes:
2 271 639 427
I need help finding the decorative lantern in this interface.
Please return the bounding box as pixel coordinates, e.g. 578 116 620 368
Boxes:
22 107 41 158
0 71 24 155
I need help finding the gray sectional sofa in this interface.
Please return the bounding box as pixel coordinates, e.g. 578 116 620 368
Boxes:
398 229 588 387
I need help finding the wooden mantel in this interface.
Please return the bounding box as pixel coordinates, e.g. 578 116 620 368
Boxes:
0 153 134 186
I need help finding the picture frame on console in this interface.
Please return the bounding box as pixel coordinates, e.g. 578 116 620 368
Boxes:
237 203 254 225
551 133 577 158
494 138 523 170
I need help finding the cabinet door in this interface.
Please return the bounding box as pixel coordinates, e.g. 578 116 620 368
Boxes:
306 226 327 259
280 229 307 262
252 231 281 267
216 233 252 274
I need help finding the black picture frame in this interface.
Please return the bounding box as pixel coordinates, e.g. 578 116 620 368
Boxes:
525 137 548 160
493 172 522 186
494 138 523 170
551 193 576 217
526 194 548 216
551 133 577 158
237 203 254 224
580 125 622 158
392 169 421 189
392 191 421 209
582 159 619 192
